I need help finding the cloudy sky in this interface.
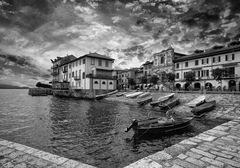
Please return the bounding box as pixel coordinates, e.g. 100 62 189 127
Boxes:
0 0 240 87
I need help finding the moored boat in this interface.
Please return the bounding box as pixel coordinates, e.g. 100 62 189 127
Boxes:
150 93 175 107
126 92 143 98
125 117 193 135
191 100 216 116
107 90 118 96
137 92 151 99
95 93 108 100
137 96 152 105
158 97 180 110
186 95 206 108
116 92 127 97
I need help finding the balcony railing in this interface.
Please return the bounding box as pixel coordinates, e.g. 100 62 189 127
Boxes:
222 74 238 79
74 76 81 80
86 74 116 80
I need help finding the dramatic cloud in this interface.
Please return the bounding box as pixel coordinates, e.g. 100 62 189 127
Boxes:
0 0 240 86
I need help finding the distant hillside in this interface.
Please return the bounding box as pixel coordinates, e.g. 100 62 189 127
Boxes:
0 84 29 89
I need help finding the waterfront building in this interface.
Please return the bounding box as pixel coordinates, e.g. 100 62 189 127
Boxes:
52 53 116 91
117 68 137 89
152 47 185 79
51 55 76 90
174 44 240 91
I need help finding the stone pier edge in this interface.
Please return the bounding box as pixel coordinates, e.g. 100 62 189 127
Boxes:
1 117 240 168
124 117 240 168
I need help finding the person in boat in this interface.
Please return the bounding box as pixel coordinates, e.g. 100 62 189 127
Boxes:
166 109 175 122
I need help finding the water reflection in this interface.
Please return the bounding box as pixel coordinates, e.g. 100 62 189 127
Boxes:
0 90 230 168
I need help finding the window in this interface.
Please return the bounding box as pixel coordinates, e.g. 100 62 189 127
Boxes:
195 60 198 66
69 73 71 78
76 61 78 66
79 70 81 79
91 58 95 65
105 60 108 67
202 59 205 64
94 81 98 84
72 62 74 68
98 59 102 66
72 72 74 77
69 64 71 69
75 71 77 77
232 54 235 60
109 82 113 85
176 73 179 79
212 57 215 63
218 56 221 62
79 60 81 65
102 81 106 84
83 59 85 64
161 56 164 64
185 62 188 67
225 55 228 61
206 70 209 77
176 63 179 68
206 58 209 64
82 72 85 79
198 71 200 77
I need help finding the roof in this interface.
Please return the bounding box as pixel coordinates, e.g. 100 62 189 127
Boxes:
174 45 240 63
82 53 114 61
142 61 153 66
58 52 114 66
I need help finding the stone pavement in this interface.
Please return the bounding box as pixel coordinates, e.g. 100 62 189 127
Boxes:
124 117 240 168
0 139 96 168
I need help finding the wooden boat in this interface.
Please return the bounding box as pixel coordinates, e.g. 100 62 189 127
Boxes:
150 93 175 107
137 92 151 99
125 117 193 135
191 100 216 116
137 96 152 105
95 93 108 100
124 91 136 97
158 97 180 110
126 92 143 98
116 92 126 97
186 95 206 108
107 90 118 96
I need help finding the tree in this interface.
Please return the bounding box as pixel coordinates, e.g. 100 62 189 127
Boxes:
149 75 159 85
140 76 148 84
211 68 227 91
128 78 136 89
166 72 175 90
184 71 195 89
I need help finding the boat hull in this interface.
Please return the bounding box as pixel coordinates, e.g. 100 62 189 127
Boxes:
150 93 175 107
137 96 152 105
191 100 216 116
158 98 180 110
133 118 192 135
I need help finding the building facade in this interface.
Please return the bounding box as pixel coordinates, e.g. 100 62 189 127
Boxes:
52 53 116 91
174 45 240 91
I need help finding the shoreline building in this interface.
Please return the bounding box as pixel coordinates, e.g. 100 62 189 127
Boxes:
174 44 240 91
152 47 186 84
51 53 116 93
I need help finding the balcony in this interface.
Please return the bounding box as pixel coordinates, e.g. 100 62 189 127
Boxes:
222 74 237 79
74 76 81 80
52 71 59 76
63 69 68 73
86 74 116 80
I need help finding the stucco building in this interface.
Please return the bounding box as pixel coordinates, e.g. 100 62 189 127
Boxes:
174 44 240 91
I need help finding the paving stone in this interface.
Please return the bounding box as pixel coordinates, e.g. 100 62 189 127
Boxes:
0 148 15 155
2 161 15 168
171 164 183 168
216 145 238 152
226 135 240 141
209 150 233 159
185 157 206 167
195 133 217 141
14 154 32 163
179 140 197 146
14 162 27 168
147 151 172 161
74 163 97 168
200 157 224 167
214 125 230 131
185 151 202 159
205 129 228 137
124 158 162 168
28 156 51 167
61 159 80 168
216 157 240 167
190 148 216 159
172 159 200 168
177 154 187 160
7 150 25 159
222 150 240 158
33 151 68 165
164 144 186 157
0 140 14 146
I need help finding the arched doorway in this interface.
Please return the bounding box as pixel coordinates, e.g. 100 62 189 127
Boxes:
194 82 201 90
184 83 190 90
175 83 181 90
205 82 213 91
228 80 236 91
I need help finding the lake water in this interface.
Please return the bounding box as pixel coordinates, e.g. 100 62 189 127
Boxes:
0 89 228 168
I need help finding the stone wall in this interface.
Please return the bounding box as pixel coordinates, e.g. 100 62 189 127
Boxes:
53 89 114 99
